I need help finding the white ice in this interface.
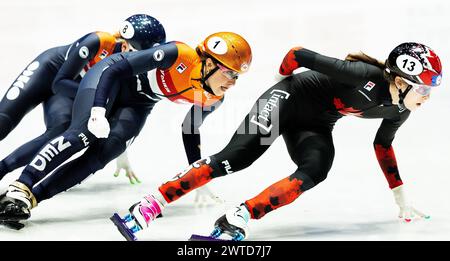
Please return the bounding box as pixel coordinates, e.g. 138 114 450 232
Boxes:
0 0 449 241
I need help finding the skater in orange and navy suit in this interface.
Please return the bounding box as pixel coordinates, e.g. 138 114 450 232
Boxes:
0 32 252 225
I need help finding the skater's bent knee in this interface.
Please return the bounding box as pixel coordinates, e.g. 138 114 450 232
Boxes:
290 171 316 191
96 135 127 166
0 113 13 140
44 122 71 139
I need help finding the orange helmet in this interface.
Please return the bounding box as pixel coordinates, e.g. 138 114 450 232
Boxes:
198 32 252 74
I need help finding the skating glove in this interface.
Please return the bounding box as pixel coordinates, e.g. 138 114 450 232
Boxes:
88 107 110 138
392 185 430 222
194 185 224 206
114 151 141 184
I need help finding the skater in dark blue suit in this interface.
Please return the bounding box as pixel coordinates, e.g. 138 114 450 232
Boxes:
0 14 166 181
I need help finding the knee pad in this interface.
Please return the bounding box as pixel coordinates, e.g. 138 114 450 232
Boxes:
0 113 13 140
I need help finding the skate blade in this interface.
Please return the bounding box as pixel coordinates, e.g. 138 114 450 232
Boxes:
232 232 244 241
0 220 25 230
0 212 30 221
110 213 137 241
189 234 231 241
215 225 245 241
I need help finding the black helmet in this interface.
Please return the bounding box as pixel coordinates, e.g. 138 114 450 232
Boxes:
119 14 166 50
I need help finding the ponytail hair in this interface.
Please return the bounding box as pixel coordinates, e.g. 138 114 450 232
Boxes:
345 51 396 83
112 31 127 47
112 31 121 38
345 51 385 68
196 46 212 62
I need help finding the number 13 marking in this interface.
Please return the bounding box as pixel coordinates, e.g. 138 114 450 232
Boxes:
402 59 416 72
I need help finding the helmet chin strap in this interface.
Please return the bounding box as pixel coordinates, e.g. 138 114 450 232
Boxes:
113 42 123 53
193 60 220 95
397 85 413 111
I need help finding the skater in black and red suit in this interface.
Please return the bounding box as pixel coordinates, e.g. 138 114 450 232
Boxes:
113 42 442 241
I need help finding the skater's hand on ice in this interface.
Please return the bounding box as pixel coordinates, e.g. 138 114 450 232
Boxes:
88 107 110 138
114 151 141 185
392 185 430 222
194 186 224 206
397 205 429 222
114 168 141 185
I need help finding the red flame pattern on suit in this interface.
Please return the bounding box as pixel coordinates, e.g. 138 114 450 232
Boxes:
374 144 403 189
158 159 214 203
279 47 303 76
245 176 304 219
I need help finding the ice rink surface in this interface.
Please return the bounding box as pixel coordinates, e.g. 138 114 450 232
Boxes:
0 0 449 241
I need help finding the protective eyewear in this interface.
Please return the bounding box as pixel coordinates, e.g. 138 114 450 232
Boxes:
216 63 239 80
402 78 432 96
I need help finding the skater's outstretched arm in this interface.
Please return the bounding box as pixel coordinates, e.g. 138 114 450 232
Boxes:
93 42 178 108
52 32 114 98
181 99 225 204
373 112 410 189
181 99 224 165
373 112 429 221
89 43 178 138
278 46 382 87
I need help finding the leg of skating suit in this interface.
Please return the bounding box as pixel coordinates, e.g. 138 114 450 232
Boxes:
0 47 64 141
158 79 297 203
14 57 121 190
0 93 72 179
244 128 334 219
32 105 151 203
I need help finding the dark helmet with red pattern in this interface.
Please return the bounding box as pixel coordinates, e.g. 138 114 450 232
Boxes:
386 42 442 87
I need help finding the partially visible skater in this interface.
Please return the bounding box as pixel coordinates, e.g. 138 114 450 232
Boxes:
111 42 442 241
0 14 165 183
0 14 166 226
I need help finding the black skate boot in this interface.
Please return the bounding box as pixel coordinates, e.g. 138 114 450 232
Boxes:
210 204 250 241
0 192 25 229
0 197 30 221
0 181 36 222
